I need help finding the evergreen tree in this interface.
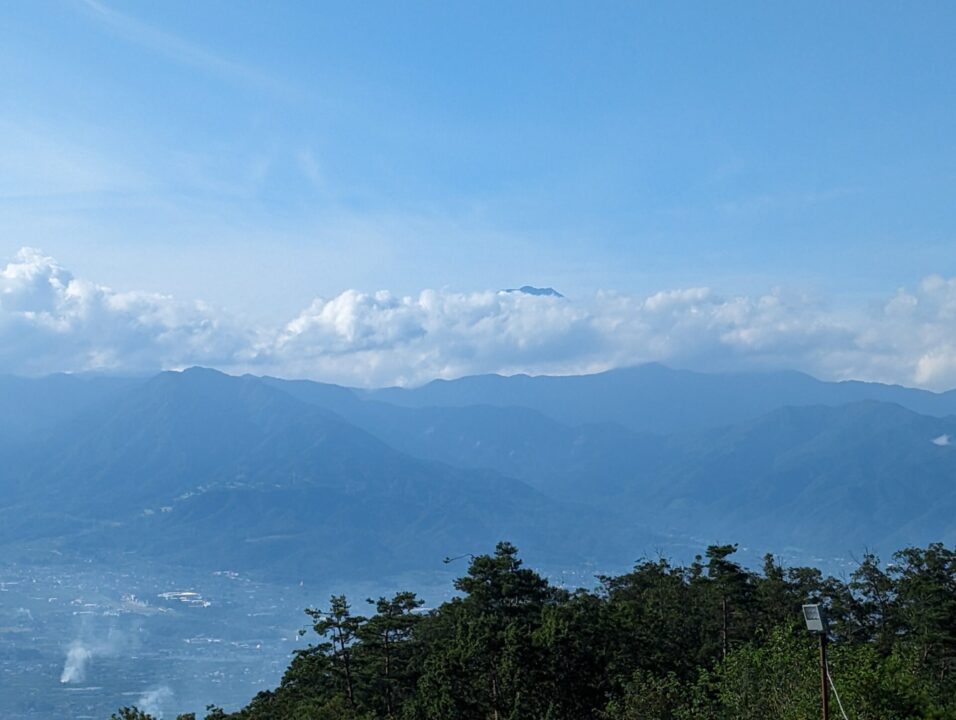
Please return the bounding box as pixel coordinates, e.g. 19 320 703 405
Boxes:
356 592 423 718
123 540 956 720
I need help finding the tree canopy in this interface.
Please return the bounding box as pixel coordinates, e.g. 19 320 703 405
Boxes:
117 541 956 720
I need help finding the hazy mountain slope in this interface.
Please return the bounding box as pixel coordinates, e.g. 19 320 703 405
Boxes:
365 363 956 433
0 368 644 578
263 372 956 558
262 375 664 495
0 373 141 443
257 375 363 416
634 402 956 554
4 366 956 573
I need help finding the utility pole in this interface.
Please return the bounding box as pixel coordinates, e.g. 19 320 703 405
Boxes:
803 604 829 720
819 631 829 720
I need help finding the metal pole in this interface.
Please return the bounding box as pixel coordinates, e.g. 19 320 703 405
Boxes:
819 632 829 720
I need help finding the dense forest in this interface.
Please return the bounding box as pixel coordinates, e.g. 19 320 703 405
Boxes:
114 542 956 720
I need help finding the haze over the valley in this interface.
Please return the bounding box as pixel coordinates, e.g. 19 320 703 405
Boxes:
3 2 956 718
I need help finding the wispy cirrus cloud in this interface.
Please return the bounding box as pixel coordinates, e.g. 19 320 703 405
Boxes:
0 121 146 201
4 246 956 390
76 0 290 96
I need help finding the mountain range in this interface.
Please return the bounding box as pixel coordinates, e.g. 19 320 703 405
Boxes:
1 363 955 580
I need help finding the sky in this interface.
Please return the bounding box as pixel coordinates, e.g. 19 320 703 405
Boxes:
1 2 955 387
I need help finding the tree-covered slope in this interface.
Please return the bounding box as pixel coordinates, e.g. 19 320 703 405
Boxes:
117 541 956 720
0 368 643 578
266 373 956 558
4 366 956 575
639 401 956 553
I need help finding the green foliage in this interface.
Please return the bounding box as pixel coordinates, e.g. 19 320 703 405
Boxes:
110 710 156 720
116 541 956 720
602 669 694 719
716 627 820 720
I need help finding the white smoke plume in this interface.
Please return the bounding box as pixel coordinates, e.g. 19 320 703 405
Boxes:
136 686 175 718
59 640 93 683
59 622 136 684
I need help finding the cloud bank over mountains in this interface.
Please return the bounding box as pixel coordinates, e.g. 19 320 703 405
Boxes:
0 248 250 377
3 246 956 389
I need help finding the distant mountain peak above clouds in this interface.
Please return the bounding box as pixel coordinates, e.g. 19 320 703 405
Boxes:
9 246 956 392
501 285 565 298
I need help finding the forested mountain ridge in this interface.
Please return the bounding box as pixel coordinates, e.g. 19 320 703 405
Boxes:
270 373 956 556
634 400 956 551
0 368 645 577
362 363 956 433
2 364 956 577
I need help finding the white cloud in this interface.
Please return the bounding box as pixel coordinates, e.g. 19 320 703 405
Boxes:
0 247 250 375
79 0 286 96
0 121 143 200
6 246 956 390
264 288 596 386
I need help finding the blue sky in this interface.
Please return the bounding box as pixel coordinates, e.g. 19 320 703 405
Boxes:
1 2 955 386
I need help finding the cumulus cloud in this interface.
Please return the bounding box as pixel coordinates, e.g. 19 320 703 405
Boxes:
5 246 956 390
248 280 955 389
0 247 251 375
264 288 596 385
